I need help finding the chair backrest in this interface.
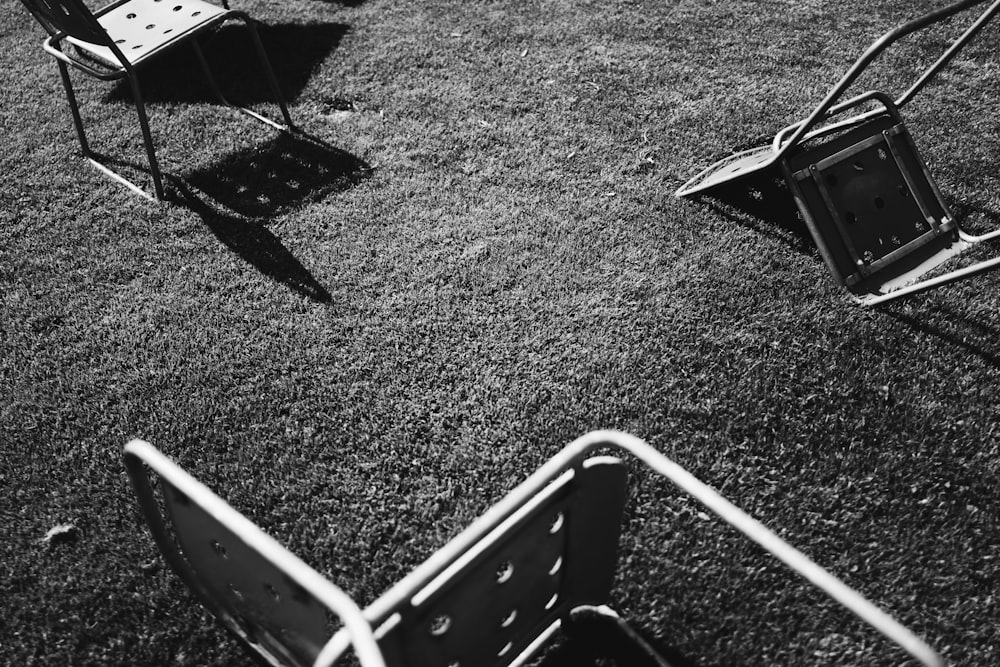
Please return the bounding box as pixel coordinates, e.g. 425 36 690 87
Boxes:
123 439 385 667
19 0 110 44
344 455 629 667
126 439 629 667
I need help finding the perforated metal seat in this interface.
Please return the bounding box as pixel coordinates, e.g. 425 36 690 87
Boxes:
677 0 1000 304
124 431 943 667
64 0 229 65
19 0 293 199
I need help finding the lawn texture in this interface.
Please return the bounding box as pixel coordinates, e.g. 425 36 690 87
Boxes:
2 0 999 665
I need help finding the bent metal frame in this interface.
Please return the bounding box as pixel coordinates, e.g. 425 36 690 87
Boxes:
677 0 1000 305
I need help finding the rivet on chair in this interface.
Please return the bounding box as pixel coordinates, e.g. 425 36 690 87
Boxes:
500 609 517 628
497 641 513 658
126 12 136 18
548 556 562 575
544 593 559 610
146 24 155 29
548 512 564 534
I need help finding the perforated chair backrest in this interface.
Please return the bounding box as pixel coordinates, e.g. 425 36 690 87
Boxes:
124 440 385 667
19 0 111 45
341 456 629 667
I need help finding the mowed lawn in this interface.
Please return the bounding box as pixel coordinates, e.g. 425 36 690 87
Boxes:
3 0 999 664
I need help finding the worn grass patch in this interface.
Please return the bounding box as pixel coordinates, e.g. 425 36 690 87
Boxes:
3 0 999 665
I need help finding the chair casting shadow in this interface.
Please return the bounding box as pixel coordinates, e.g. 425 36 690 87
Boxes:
104 21 350 106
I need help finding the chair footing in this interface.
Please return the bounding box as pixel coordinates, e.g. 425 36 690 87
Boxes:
562 605 681 667
86 156 158 201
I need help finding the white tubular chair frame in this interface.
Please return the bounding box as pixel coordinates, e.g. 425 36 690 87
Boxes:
317 430 943 667
123 439 386 667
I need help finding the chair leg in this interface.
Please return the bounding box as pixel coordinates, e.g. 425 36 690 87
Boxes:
56 60 161 200
126 75 166 199
242 19 293 128
563 605 683 667
55 60 91 156
192 22 292 131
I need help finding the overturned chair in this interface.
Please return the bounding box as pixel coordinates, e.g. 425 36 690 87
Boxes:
18 0 293 200
123 431 943 667
677 0 1000 305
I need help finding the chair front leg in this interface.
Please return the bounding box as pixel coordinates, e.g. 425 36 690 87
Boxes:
56 60 91 157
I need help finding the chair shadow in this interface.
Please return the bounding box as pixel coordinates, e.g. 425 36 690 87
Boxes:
169 177 334 303
886 303 1000 368
163 130 372 303
880 197 1000 366
105 22 349 104
686 165 815 256
180 130 373 219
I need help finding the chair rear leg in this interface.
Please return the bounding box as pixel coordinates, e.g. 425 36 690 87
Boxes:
56 60 91 157
192 24 292 131
242 19 293 129
127 76 166 199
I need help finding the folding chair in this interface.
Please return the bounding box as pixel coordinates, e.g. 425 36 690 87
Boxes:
123 432 944 667
676 0 1000 305
18 0 293 200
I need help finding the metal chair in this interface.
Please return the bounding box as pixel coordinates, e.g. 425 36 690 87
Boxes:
677 0 1000 305
123 432 944 667
19 0 293 200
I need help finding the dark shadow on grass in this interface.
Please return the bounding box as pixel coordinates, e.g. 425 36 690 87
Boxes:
887 307 1000 368
163 130 372 303
169 177 334 303
538 610 694 667
686 165 815 256
182 130 372 219
105 22 349 104
879 198 1000 367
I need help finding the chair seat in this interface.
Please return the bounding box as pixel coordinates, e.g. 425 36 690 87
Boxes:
64 0 227 66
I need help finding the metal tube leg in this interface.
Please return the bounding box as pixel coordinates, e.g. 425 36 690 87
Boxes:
56 60 91 156
126 75 165 199
191 39 229 107
243 20 293 128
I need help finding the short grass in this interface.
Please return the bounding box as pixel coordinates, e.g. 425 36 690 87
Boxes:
3 0 1000 665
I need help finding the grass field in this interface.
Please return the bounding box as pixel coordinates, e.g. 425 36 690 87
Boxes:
3 0 1000 664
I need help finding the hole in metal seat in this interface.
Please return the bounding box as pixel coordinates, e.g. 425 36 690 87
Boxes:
495 560 514 584
429 614 451 637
